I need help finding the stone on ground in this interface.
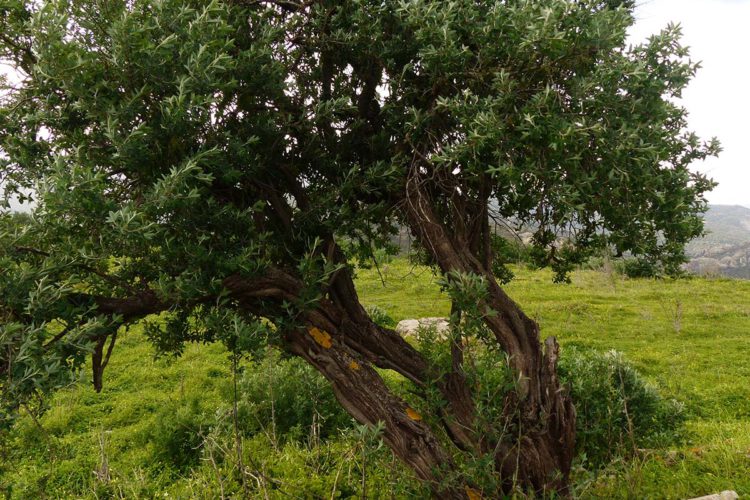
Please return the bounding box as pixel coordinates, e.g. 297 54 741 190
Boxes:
688 491 738 500
395 317 450 337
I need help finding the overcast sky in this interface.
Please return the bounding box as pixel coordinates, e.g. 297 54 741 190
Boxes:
629 0 750 207
2 1 748 209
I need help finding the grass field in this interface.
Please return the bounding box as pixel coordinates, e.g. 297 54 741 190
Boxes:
358 260 750 498
2 259 749 498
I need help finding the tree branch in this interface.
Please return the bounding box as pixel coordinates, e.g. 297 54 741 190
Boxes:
13 246 138 294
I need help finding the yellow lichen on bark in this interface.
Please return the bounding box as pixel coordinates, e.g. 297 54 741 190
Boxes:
308 327 332 348
465 486 482 500
348 360 360 370
405 407 422 421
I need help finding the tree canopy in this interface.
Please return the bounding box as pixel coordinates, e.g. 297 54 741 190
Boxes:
0 0 717 495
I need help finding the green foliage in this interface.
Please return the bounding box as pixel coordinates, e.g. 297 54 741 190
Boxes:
559 347 686 468
492 261 516 285
0 0 718 423
232 349 352 443
466 347 517 445
150 397 210 472
364 305 397 329
0 0 725 494
621 257 662 279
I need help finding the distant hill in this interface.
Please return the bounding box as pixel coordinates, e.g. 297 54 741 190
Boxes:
688 205 750 251
392 204 750 278
685 205 750 278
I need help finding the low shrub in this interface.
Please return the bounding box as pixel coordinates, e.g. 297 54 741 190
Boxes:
418 337 685 473
621 258 661 278
559 346 685 468
150 397 210 472
365 305 397 329
233 349 352 443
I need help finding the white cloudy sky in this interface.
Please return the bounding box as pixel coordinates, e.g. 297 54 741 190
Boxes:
629 0 750 207
2 1 748 208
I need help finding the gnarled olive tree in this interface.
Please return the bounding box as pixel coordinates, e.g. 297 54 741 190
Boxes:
0 0 716 496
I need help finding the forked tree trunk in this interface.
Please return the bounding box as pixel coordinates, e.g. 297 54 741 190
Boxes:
217 138 576 496
403 171 577 494
225 159 577 494
226 245 575 497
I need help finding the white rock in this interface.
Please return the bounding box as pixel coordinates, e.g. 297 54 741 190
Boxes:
688 491 739 500
395 317 450 337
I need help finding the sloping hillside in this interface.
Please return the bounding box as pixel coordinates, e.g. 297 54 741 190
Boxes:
686 205 750 277
688 205 750 253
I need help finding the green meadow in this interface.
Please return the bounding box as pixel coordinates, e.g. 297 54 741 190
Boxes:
2 259 749 498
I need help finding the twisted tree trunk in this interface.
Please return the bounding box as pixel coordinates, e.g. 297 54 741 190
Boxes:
225 241 574 496
224 268 466 497
403 169 577 493
224 158 577 494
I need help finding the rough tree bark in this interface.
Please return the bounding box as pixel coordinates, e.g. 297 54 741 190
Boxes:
224 227 574 496
78 235 572 496
224 268 467 497
405 168 577 494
